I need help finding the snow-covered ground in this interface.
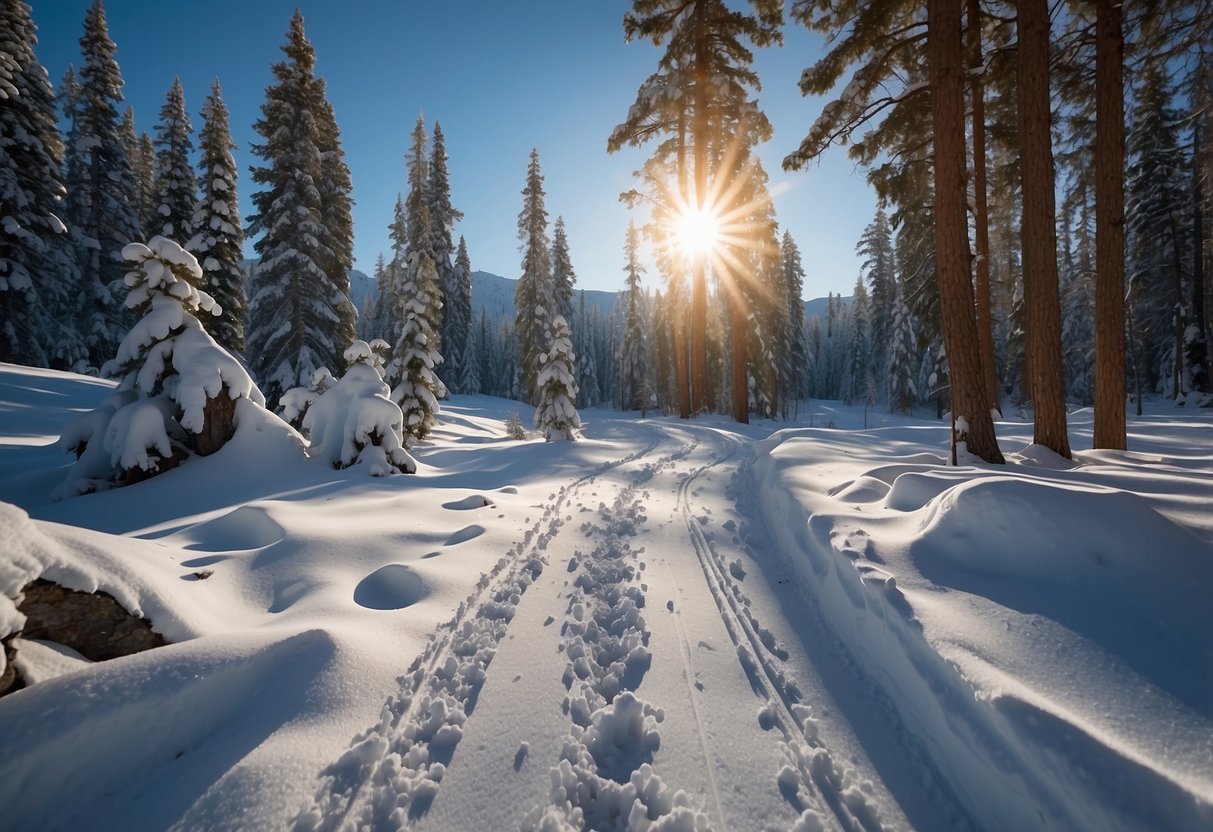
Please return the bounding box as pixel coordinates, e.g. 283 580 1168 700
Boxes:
1 362 1210 831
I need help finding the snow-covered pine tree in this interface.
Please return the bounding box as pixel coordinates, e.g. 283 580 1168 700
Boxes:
516 148 552 403
574 290 600 408
456 307 481 396
119 107 154 237
312 90 357 354
779 231 808 418
389 247 446 442
857 209 895 391
550 215 576 324
152 77 196 244
246 10 356 406
841 276 871 406
0 0 78 367
386 115 445 440
70 0 142 367
446 235 473 392
428 121 463 389
886 277 917 415
534 314 581 441
189 80 245 353
358 252 388 341
304 338 416 475
55 236 265 497
618 221 649 411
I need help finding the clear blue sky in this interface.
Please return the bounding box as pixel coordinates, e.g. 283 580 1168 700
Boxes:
29 1 875 299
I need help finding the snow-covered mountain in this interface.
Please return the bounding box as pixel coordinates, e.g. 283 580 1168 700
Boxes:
471 270 618 323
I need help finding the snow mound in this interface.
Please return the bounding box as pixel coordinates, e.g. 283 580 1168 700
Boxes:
179 506 285 552
353 564 428 611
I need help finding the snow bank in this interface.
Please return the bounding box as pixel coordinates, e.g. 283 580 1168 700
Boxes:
752 424 1213 831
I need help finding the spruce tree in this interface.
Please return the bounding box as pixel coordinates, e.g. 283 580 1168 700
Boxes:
71 0 142 367
550 215 576 324
312 91 356 350
446 235 473 392
386 115 445 438
618 221 649 411
534 315 581 441
0 0 77 366
574 291 601 408
886 278 918 415
189 80 245 353
857 209 895 389
515 148 552 402
246 10 356 406
428 121 462 387
779 231 808 417
152 76 196 244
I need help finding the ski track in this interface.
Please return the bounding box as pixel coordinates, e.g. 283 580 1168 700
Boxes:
666 426 885 832
293 425 665 831
295 421 933 832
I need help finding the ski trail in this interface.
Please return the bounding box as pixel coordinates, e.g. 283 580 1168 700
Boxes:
294 427 664 831
669 425 884 832
662 557 726 826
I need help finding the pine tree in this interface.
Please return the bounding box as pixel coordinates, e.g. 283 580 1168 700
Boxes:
1127 61 1190 399
534 315 581 441
189 80 245 353
618 221 649 411
842 276 870 406
312 91 357 354
574 290 601 407
386 116 445 439
152 76 196 244
0 0 79 367
446 235 473 392
456 306 481 396
246 10 356 407
134 131 155 234
779 231 808 416
886 278 917 415
515 148 552 402
550 215 576 324
71 0 142 368
857 209 895 391
428 121 462 388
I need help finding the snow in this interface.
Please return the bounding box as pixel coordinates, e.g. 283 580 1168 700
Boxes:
1 364 1211 831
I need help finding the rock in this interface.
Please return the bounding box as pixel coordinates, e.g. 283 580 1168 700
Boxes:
14 579 167 663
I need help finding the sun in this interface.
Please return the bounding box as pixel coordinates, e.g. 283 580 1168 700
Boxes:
675 206 722 257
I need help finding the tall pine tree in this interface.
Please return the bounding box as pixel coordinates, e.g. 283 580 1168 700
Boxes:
71 0 142 368
618 221 649 411
0 0 77 367
189 80 245 353
152 76 196 245
515 148 552 402
246 10 356 407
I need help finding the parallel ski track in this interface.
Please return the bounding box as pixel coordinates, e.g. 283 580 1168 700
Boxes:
297 422 668 830
670 424 871 832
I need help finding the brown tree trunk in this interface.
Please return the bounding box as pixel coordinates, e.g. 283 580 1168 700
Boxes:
691 1 709 415
1193 120 1209 392
929 0 1005 464
676 116 692 419
968 0 1001 416
1094 0 1127 449
1017 0 1072 459
195 386 238 456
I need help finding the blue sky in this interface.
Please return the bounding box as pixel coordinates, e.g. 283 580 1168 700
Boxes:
29 1 875 299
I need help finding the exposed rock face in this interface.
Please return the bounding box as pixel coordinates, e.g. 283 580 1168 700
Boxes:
12 579 167 663
194 387 237 457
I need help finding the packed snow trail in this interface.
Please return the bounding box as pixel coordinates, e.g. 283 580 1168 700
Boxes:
296 420 938 831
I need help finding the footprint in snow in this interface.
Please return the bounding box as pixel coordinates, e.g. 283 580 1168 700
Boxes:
354 564 429 610
442 494 495 510
445 524 486 545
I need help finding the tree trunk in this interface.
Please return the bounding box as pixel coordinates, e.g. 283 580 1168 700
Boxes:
968 0 1000 415
1192 120 1209 393
929 0 1005 464
1093 0 1127 449
691 1 709 415
676 116 692 419
1017 0 1072 459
